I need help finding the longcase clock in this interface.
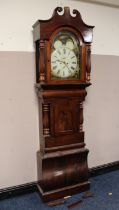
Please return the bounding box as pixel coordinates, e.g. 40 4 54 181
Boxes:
33 7 94 202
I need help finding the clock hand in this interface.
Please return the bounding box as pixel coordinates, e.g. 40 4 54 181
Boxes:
55 60 66 65
63 62 71 72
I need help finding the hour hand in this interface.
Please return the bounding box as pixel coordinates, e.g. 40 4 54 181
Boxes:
56 60 65 64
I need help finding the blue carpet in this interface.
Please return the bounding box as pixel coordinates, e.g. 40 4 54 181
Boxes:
0 170 119 210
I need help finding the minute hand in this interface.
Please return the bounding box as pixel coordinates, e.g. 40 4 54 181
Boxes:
64 62 72 72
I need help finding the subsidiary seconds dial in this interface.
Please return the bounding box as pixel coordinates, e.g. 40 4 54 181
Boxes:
51 40 78 79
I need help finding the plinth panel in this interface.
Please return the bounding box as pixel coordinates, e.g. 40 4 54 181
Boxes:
37 148 89 201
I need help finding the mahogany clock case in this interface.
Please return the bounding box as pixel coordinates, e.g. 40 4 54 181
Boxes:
33 6 94 85
33 7 94 202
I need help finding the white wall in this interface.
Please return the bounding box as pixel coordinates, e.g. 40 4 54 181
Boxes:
0 0 119 188
0 52 39 188
85 55 119 167
0 0 119 55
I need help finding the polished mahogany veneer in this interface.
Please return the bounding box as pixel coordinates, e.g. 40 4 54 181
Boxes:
33 7 94 202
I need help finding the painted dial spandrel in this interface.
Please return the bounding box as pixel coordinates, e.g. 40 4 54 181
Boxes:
51 31 81 80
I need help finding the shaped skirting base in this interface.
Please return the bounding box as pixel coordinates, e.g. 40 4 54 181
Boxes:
37 181 90 202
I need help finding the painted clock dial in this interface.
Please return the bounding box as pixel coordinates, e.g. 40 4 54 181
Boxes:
51 31 80 80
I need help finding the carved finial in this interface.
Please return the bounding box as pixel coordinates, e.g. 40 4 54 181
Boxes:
53 7 82 18
72 9 81 18
53 7 71 17
64 7 70 16
53 7 63 16
56 7 63 13
52 7 85 21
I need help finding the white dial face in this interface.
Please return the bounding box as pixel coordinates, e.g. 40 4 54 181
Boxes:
51 31 80 80
51 47 77 78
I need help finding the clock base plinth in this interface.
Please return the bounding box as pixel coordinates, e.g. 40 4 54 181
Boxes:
37 181 90 202
37 148 90 202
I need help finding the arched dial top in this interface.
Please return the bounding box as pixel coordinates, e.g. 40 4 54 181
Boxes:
51 31 81 80
33 7 94 43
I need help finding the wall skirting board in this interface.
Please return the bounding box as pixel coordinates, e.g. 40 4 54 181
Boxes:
0 161 119 200
89 161 119 177
0 182 38 200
